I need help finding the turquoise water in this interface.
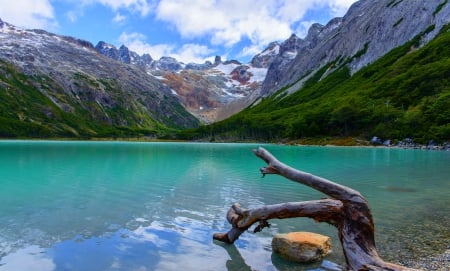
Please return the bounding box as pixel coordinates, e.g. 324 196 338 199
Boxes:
0 141 449 271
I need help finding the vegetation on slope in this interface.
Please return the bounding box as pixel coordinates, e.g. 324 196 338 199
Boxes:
179 24 450 144
0 61 176 139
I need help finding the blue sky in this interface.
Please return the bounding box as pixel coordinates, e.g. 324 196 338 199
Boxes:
0 0 356 63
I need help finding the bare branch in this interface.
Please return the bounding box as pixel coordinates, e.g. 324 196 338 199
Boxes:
213 199 343 243
253 147 365 203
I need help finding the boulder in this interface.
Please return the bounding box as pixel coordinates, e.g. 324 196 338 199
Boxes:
272 232 332 262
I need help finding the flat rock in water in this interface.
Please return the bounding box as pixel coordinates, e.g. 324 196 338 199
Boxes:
272 232 332 263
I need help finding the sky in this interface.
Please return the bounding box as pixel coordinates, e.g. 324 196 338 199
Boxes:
0 0 357 63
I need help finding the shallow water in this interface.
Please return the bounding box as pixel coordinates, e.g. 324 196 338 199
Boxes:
0 141 449 270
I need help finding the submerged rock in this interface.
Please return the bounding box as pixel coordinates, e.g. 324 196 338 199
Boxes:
272 232 332 263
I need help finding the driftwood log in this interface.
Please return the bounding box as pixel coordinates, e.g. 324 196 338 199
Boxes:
213 147 419 271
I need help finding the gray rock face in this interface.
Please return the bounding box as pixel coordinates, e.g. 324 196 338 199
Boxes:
261 0 450 96
151 56 183 71
95 41 119 60
95 41 154 69
250 34 301 71
185 61 213 70
253 34 303 95
214 55 222 65
251 41 280 68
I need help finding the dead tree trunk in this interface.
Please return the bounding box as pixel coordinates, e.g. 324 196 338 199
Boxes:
213 147 419 271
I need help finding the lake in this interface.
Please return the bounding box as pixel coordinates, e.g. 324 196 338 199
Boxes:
0 141 449 271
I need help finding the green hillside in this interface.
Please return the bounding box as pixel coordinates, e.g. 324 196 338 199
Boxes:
0 62 175 139
180 24 450 144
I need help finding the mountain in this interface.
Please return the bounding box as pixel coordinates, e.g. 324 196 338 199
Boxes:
1 0 449 140
262 0 450 96
179 0 450 144
93 35 304 123
0 19 199 138
95 41 154 69
94 42 282 123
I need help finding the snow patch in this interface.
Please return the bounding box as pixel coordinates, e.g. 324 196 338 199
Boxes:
248 67 268 83
213 63 239 75
259 45 280 57
221 88 245 98
283 51 298 59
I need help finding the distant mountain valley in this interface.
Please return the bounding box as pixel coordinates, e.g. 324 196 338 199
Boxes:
0 0 449 141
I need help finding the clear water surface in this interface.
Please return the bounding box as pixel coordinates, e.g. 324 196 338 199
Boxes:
0 141 449 271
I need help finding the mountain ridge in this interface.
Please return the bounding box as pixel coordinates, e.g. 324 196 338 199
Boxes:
1 0 449 140
181 22 450 143
261 0 450 96
92 36 300 123
0 19 199 138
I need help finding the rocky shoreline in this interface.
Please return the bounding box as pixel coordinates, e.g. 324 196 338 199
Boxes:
282 136 450 150
401 249 450 271
369 136 450 151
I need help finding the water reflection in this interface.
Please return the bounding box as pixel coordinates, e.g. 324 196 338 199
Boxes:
0 218 342 271
0 224 167 271
216 242 253 271
0 246 55 271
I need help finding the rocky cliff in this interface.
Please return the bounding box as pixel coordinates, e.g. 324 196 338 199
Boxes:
0 19 199 137
94 42 272 123
261 0 450 96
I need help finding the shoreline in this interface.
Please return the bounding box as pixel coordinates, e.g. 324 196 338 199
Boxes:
0 137 449 151
402 249 450 271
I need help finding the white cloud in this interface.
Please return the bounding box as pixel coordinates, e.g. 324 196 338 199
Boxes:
0 0 357 63
0 0 56 30
275 1 319 23
118 31 215 63
240 44 263 60
66 10 79 23
0 245 55 271
156 0 228 37
154 0 356 60
330 0 358 16
118 32 161 55
175 44 215 63
295 20 317 39
113 13 127 24
119 32 175 59
80 0 155 16
63 0 153 24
